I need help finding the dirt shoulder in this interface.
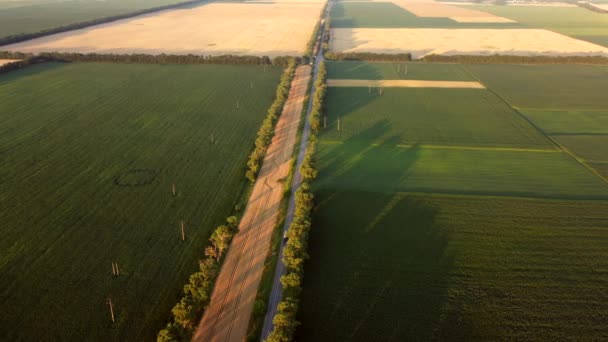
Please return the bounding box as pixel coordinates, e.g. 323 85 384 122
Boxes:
192 65 312 342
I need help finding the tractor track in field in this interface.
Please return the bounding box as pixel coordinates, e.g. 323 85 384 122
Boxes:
193 65 311 342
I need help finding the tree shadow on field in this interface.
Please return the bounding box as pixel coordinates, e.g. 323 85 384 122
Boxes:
296 189 470 341
296 120 490 340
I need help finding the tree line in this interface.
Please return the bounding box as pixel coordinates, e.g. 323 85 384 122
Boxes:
578 2 608 14
0 51 300 76
323 51 608 65
0 0 206 47
246 59 297 182
325 52 413 62
308 61 327 134
157 216 239 341
265 60 326 342
421 53 608 65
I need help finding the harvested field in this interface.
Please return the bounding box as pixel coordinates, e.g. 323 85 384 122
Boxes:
330 2 521 28
0 62 282 341
327 79 484 88
390 0 514 22
4 0 325 57
0 58 18 65
462 5 608 46
330 28 608 58
193 66 312 342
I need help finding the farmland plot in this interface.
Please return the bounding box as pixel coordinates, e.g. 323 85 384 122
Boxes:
0 0 193 39
3 0 326 57
298 191 608 341
321 87 552 148
297 61 608 340
327 61 475 81
0 62 282 341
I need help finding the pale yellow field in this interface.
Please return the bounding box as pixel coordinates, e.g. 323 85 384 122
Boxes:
331 28 608 58
4 0 325 57
0 59 19 66
327 79 485 88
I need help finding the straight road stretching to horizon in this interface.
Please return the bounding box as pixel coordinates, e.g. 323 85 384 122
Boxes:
192 65 312 342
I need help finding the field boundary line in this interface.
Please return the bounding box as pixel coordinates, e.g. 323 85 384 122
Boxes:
319 140 559 153
517 107 608 112
460 64 608 187
327 79 486 88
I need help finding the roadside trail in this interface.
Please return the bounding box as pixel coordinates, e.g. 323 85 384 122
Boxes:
260 3 331 339
192 65 311 342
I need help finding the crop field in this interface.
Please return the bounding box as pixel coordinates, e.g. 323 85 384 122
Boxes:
330 2 520 28
462 5 608 47
297 61 608 340
298 191 608 341
314 143 608 198
321 87 552 148
0 62 282 341
327 61 475 80
4 0 325 57
465 64 608 180
466 64 608 109
0 0 189 39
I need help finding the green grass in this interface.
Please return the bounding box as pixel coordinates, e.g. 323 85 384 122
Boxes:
327 61 475 81
330 2 521 28
466 64 608 110
297 191 608 341
463 5 608 46
321 87 552 148
522 109 608 134
0 0 193 38
315 142 608 199
0 62 282 341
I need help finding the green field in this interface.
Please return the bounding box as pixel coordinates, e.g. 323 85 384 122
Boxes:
321 87 552 148
0 0 191 39
298 191 608 341
466 64 608 110
298 61 608 340
463 5 608 47
465 63 608 182
0 62 281 341
327 61 475 81
330 1 521 28
315 142 608 198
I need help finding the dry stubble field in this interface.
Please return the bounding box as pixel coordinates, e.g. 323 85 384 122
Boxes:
4 0 325 57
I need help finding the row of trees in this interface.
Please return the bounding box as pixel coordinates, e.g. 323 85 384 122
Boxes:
421 53 608 65
265 61 326 342
325 52 413 62
309 61 327 133
19 51 296 66
246 59 297 182
0 55 51 75
157 216 239 341
0 0 205 46
578 2 608 14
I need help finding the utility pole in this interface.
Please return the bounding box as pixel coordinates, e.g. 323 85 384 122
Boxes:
180 221 185 241
337 116 341 132
324 115 327 129
172 183 176 197
107 298 115 323
111 262 116 276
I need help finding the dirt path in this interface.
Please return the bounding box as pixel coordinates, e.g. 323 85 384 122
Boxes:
192 65 311 342
327 79 485 88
